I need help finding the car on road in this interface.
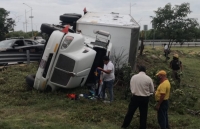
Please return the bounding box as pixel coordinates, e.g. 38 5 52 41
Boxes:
0 38 45 66
34 36 46 44
0 38 44 52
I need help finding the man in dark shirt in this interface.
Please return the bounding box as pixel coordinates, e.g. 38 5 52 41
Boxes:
169 54 183 83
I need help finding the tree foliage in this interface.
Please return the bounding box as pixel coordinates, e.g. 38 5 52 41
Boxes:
0 8 15 40
151 3 199 48
5 31 42 39
5 31 31 38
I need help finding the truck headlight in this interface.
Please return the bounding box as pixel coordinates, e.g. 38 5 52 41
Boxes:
61 36 74 49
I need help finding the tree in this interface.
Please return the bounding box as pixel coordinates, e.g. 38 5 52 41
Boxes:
5 31 30 38
151 3 199 49
0 8 15 40
5 30 44 39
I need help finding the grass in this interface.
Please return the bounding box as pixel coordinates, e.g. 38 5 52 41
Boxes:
0 46 200 129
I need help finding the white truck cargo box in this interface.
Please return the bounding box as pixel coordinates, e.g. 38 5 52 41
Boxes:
76 12 140 67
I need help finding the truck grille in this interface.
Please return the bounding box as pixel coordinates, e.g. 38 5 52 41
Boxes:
50 54 75 86
50 68 71 86
55 54 75 72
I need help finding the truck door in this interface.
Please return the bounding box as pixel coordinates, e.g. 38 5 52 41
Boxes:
86 47 107 84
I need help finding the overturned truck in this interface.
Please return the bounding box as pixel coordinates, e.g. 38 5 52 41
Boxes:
26 12 140 91
26 23 112 91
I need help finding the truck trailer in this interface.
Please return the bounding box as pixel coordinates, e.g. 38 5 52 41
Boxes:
76 12 140 68
26 11 140 91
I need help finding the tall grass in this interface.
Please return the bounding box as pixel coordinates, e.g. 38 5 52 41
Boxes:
0 46 200 129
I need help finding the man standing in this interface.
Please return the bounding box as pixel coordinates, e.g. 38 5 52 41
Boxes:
155 70 171 129
169 54 183 84
164 44 170 60
83 7 87 15
97 56 115 103
121 65 154 129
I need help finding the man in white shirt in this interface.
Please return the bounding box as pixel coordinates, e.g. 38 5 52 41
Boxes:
164 44 170 60
97 56 115 103
121 65 154 129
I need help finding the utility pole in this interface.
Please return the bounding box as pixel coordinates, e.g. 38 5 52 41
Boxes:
129 2 136 15
153 29 155 48
152 22 156 49
23 22 25 32
23 3 34 37
12 14 22 31
24 9 27 33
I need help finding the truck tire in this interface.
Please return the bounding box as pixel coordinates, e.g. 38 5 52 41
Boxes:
60 15 80 23
40 23 62 35
60 22 74 26
26 74 35 87
63 13 82 18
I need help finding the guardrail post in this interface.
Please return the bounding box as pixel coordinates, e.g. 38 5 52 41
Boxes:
26 50 30 64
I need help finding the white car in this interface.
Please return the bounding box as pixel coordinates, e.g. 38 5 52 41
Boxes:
34 36 46 44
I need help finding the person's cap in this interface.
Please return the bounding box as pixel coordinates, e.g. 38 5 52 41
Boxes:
173 54 179 58
156 70 167 76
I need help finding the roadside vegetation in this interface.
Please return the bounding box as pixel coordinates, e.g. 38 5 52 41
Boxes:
0 46 200 129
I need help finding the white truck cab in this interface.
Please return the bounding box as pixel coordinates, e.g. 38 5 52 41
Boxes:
33 29 112 91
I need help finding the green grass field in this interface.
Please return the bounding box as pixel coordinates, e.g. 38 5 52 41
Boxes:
0 46 200 129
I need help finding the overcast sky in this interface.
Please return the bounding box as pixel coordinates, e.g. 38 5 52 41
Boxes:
1 0 200 32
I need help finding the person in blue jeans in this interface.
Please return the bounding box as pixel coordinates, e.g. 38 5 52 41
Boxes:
97 56 115 103
155 70 171 129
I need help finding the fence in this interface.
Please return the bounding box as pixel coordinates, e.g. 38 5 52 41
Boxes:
143 41 200 47
0 50 43 65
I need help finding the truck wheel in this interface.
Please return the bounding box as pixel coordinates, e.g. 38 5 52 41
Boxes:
59 15 80 23
40 23 62 35
26 74 35 87
60 22 74 26
63 13 82 18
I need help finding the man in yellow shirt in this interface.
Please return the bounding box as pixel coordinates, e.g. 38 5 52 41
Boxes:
155 70 171 129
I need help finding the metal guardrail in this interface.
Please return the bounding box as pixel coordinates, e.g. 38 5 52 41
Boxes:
0 50 43 64
143 42 200 47
144 39 200 42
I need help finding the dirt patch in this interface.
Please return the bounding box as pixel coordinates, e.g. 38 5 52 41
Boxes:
0 78 6 84
188 52 198 55
171 50 184 55
136 54 155 68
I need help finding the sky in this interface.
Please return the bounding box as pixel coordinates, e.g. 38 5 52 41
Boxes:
1 0 200 32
